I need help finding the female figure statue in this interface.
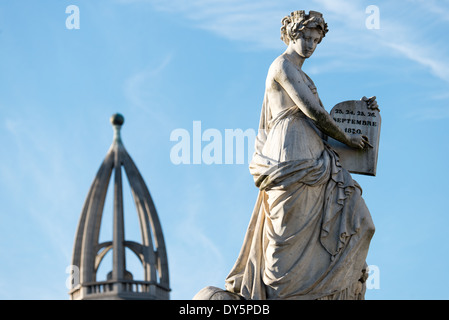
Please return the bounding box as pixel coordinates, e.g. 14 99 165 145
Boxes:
224 10 377 300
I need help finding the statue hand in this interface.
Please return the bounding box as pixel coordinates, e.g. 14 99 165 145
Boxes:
361 96 380 111
347 134 373 149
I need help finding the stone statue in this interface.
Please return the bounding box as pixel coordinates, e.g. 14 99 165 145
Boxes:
194 10 378 301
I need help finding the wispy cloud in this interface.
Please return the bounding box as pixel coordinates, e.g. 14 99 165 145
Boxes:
409 0 449 22
1 114 80 262
385 41 449 83
118 0 449 86
311 0 449 85
123 53 175 125
394 0 449 83
117 0 289 49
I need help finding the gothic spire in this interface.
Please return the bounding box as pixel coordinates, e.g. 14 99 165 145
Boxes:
69 114 170 300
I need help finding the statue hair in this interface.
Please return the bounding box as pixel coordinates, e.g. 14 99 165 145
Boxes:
280 10 329 45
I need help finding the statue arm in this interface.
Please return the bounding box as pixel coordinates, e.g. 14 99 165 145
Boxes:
274 59 353 146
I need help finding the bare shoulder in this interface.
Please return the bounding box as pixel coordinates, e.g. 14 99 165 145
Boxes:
267 54 295 84
268 55 290 75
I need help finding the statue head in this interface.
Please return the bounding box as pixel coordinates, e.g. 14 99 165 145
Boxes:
280 10 329 47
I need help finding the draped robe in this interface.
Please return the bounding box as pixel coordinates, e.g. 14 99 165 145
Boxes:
224 73 375 300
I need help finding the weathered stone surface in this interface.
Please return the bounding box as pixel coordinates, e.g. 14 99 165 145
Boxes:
327 100 381 176
69 115 170 300
221 10 376 300
193 286 244 300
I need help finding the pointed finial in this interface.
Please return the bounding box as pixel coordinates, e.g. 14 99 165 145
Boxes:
110 113 124 145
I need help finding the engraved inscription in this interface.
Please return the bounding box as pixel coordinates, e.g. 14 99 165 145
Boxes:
327 100 381 176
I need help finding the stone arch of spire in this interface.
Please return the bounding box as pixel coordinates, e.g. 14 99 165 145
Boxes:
69 114 170 300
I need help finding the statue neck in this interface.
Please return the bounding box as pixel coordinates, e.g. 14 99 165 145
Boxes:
284 46 306 69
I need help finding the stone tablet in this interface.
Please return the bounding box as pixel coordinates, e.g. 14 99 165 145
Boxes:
327 100 381 176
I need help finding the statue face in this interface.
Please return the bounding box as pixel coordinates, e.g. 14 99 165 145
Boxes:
293 28 322 59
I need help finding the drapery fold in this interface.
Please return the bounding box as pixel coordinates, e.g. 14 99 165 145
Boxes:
225 99 374 300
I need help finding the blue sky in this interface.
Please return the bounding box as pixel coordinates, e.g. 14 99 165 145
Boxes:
1 0 449 300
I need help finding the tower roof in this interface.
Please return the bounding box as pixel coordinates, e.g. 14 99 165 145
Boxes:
69 114 170 300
